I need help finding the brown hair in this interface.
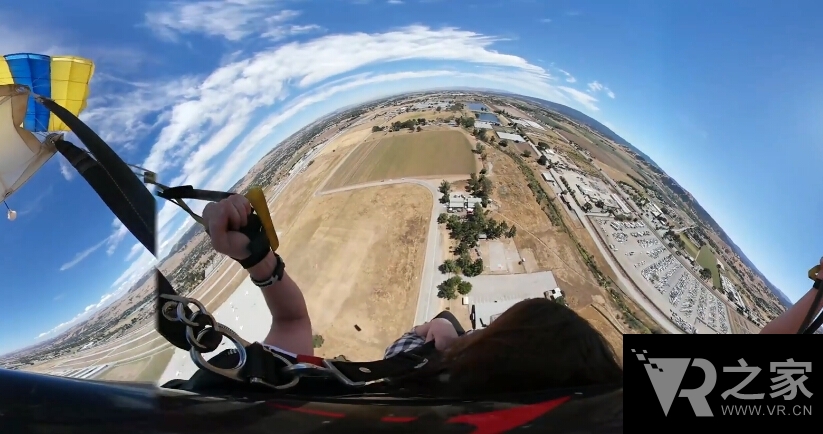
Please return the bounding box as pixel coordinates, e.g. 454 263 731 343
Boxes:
398 298 623 396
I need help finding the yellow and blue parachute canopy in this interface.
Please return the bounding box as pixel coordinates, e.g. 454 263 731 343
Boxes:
0 53 95 132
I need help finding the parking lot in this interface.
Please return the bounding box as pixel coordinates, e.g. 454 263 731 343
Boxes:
594 218 730 334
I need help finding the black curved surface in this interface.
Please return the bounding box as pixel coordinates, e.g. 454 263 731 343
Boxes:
0 368 623 433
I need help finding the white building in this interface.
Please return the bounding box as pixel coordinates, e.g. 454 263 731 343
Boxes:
474 121 494 130
496 132 526 142
511 119 547 131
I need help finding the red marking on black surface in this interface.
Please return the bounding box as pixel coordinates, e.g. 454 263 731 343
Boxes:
446 396 571 434
381 416 417 423
268 403 345 418
296 354 325 366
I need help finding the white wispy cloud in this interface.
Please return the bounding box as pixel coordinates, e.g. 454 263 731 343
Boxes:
587 80 615 99
57 158 75 181
559 69 576 83
388 0 404 4
59 219 129 271
144 0 322 42
539 18 552 23
559 86 600 111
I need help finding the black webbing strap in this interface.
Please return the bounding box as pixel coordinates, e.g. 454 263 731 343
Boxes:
154 185 234 226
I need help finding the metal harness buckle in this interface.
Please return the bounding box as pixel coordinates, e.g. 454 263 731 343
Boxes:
161 294 299 389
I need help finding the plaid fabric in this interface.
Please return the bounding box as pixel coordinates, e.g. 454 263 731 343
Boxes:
384 328 476 359
383 329 426 359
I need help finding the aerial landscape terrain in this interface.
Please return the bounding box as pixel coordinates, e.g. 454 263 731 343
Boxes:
1 90 792 381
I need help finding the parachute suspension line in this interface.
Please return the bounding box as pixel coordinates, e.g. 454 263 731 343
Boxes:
3 200 15 221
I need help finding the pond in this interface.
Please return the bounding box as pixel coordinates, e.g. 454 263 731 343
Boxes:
467 102 489 111
476 112 500 123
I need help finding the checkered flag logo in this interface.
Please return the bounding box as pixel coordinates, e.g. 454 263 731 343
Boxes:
632 349 664 372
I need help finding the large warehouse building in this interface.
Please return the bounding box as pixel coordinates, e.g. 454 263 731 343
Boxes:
496 132 526 142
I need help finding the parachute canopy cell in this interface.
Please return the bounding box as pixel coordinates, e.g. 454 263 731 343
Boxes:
0 53 95 132
0 54 95 200
0 85 53 200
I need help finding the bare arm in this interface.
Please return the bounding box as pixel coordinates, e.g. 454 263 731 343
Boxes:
248 252 313 355
202 196 313 355
760 260 823 334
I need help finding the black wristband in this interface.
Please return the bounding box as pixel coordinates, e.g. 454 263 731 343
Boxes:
815 279 822 290
250 254 286 287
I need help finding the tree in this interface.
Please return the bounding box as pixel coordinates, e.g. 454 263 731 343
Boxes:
437 276 464 300
537 141 549 151
436 106 442 111
372 126 384 132
312 334 325 348
460 116 475 128
499 139 508 147
440 193 449 204
507 225 517 238
439 259 458 274
476 142 485 153
699 268 713 280
522 149 532 158
468 172 478 191
480 176 493 196
538 155 549 165
438 180 451 195
416 125 422 132
457 280 473 295
437 213 449 224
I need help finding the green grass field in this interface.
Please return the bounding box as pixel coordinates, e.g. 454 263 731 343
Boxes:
325 130 477 189
679 233 700 258
696 245 722 289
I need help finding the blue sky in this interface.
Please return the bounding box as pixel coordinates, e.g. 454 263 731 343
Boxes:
1 0 821 354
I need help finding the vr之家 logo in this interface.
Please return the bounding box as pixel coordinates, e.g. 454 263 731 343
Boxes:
631 349 813 417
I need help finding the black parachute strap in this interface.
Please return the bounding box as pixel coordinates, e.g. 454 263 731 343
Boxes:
152 183 234 226
39 95 155 255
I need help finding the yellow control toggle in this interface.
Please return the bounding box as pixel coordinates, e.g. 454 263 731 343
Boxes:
245 187 280 252
810 265 821 281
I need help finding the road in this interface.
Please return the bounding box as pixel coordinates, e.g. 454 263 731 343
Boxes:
317 178 445 327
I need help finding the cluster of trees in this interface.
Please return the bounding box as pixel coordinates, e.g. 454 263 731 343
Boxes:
467 172 493 203
457 116 475 128
372 125 384 132
617 180 647 207
437 204 516 278
390 118 428 131
699 267 713 281
437 275 473 300
664 229 688 252
438 180 452 204
521 149 532 158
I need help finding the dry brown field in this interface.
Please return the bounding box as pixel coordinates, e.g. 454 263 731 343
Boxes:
324 130 477 190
